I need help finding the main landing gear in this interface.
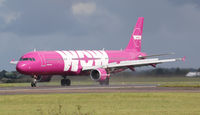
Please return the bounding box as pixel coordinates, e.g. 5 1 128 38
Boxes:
61 76 71 86
31 75 37 87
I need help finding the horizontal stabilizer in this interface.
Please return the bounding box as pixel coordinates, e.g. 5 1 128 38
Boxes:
10 59 18 65
139 52 175 59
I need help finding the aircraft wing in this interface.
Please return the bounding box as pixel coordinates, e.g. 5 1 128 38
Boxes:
82 57 185 71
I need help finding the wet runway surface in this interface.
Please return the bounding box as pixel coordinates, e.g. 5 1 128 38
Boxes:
1 84 200 95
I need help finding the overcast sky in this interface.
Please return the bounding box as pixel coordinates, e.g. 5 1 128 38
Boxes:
0 0 199 70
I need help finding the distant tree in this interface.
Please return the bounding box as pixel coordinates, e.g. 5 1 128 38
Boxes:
0 70 7 78
175 67 181 75
0 70 5 80
155 68 164 75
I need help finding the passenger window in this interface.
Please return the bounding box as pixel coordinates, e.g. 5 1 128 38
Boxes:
29 58 32 61
32 58 35 61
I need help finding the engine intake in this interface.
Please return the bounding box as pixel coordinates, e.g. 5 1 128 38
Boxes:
90 68 110 81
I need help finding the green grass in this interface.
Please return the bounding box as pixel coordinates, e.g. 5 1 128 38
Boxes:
2 76 200 87
0 93 200 115
0 82 30 87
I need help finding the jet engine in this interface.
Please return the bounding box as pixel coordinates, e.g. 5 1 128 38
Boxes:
36 75 52 82
90 68 110 81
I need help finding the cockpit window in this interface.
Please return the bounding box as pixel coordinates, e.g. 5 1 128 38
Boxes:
23 58 29 61
20 58 36 61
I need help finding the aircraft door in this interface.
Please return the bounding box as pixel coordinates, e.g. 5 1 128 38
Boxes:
37 52 46 67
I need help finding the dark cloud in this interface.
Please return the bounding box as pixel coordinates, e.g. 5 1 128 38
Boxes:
1 0 73 35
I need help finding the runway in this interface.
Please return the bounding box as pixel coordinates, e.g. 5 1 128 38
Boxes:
1 84 200 95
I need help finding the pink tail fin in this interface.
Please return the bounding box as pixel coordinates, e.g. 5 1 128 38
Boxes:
125 17 144 52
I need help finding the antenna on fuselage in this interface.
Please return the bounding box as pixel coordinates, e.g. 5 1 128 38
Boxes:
34 48 36 52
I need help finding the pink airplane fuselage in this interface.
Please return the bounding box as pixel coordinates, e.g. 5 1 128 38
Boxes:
16 50 146 76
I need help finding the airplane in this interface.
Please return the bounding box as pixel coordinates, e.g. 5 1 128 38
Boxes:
10 17 185 87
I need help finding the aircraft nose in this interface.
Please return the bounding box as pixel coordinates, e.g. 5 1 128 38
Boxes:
16 63 29 74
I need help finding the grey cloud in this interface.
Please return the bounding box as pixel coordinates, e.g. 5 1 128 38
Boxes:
0 0 199 70
168 0 200 6
1 0 121 37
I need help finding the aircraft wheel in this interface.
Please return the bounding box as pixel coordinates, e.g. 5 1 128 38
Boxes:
61 79 66 86
31 81 37 87
31 76 37 87
66 79 71 86
61 79 71 86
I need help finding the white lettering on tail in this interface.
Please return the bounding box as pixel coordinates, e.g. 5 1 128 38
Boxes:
133 35 141 40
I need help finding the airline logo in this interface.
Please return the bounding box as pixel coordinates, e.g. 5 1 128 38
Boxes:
56 50 109 72
133 35 141 40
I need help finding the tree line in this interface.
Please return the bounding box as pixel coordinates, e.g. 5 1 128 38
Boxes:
0 68 199 83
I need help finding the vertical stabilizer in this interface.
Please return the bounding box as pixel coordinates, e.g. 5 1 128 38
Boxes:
125 17 144 52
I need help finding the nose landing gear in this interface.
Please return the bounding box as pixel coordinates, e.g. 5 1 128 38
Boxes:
31 75 37 87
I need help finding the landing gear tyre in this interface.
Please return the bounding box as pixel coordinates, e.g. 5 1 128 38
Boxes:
66 79 71 86
61 79 65 86
61 79 71 86
31 75 37 87
31 81 37 87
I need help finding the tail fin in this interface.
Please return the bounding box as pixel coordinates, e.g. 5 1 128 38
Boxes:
125 17 144 52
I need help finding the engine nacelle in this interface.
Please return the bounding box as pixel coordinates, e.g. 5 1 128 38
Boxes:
90 68 110 81
36 75 52 82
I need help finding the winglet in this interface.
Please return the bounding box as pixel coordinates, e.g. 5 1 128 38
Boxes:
10 59 18 64
182 56 186 62
176 56 186 62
